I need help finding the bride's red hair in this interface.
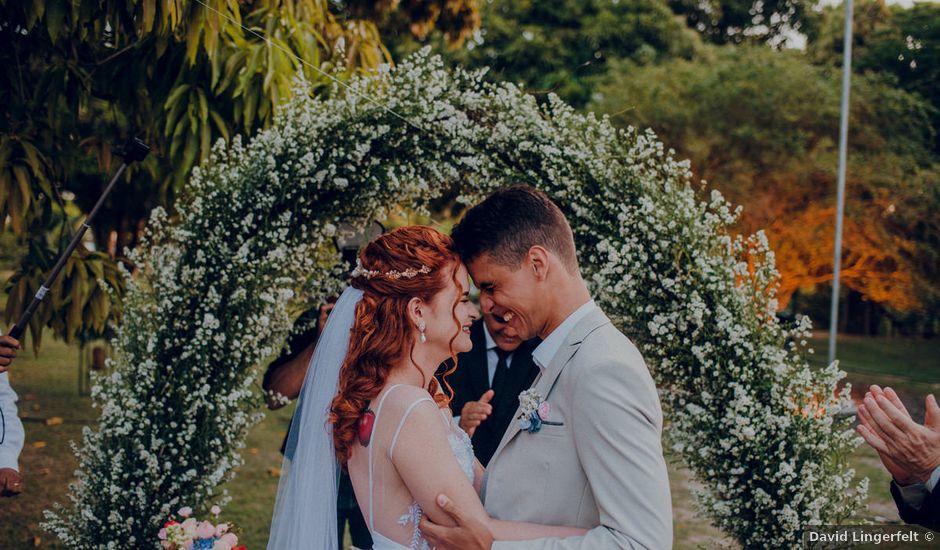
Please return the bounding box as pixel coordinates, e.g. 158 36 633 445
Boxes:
330 226 463 464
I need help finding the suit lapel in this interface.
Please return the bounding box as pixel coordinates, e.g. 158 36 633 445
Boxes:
488 308 610 466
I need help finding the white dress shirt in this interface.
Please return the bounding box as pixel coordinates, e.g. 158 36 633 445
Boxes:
896 464 940 510
0 371 24 471
531 299 597 371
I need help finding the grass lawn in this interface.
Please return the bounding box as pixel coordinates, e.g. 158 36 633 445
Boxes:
0 334 936 548
808 333 940 395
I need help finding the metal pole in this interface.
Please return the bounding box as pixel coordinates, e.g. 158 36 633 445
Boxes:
8 138 149 341
829 0 854 366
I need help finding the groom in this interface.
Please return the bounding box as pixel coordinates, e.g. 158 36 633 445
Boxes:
421 186 672 549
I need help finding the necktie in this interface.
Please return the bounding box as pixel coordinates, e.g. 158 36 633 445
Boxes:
490 348 511 412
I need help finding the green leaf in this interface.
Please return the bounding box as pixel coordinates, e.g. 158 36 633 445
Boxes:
164 85 191 136
208 110 230 143
200 116 211 159
242 89 258 134
142 0 156 33
210 45 223 89
181 132 198 180
21 141 45 176
45 0 67 43
164 83 191 111
0 136 11 167
218 50 246 95
185 16 203 65
186 96 199 135
24 0 46 30
0 171 10 216
197 89 208 126
87 258 104 281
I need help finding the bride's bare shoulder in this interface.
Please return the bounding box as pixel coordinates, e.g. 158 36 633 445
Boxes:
376 384 439 416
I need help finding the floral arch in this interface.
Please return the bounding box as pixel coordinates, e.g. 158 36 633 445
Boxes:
44 51 864 548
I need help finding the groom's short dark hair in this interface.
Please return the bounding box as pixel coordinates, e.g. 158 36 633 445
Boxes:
451 185 578 272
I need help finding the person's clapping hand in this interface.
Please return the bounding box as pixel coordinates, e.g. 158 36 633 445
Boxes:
0 335 20 374
857 385 940 485
458 390 494 437
0 467 23 497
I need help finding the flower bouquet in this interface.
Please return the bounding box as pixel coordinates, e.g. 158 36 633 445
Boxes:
158 505 246 550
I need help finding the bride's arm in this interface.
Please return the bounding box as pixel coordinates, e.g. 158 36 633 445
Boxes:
392 401 587 540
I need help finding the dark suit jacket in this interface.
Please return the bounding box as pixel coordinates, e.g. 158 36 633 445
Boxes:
891 480 940 531
444 319 540 467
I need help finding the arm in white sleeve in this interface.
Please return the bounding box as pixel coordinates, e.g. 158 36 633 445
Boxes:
927 465 940 493
0 372 24 471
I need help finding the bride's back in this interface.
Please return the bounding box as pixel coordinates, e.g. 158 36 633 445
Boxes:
348 383 454 547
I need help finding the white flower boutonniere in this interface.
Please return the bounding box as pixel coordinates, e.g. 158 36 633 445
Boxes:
516 389 563 433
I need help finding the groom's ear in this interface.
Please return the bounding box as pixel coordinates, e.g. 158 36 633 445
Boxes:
527 246 550 282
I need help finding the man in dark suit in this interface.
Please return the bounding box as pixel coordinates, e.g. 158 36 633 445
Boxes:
445 310 540 467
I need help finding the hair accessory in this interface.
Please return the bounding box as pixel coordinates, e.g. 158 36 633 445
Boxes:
351 258 432 280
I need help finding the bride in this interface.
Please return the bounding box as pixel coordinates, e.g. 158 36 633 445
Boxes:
268 226 585 549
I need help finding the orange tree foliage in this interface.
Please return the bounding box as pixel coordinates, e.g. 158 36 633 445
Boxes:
593 45 939 314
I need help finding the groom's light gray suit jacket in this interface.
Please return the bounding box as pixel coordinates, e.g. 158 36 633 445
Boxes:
482 308 673 549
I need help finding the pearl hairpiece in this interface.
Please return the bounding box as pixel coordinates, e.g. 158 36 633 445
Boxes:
351 259 432 280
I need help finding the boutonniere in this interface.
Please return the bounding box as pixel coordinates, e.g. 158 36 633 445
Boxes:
517 389 563 433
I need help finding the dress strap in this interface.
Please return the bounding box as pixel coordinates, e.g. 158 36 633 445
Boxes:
388 397 435 461
368 383 405 532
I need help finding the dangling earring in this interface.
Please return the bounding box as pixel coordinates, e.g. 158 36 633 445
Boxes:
418 321 427 343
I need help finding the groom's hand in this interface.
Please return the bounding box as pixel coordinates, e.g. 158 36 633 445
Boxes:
420 493 493 550
459 390 494 437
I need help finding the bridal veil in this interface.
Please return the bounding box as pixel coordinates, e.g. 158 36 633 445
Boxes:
268 286 363 550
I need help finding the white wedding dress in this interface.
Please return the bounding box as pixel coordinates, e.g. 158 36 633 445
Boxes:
365 384 476 550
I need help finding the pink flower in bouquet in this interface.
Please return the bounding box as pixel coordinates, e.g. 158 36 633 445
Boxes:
196 520 216 539
157 505 243 550
178 506 193 518
537 402 551 421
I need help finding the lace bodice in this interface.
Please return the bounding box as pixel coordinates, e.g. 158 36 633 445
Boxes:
368 385 476 550
448 417 477 481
